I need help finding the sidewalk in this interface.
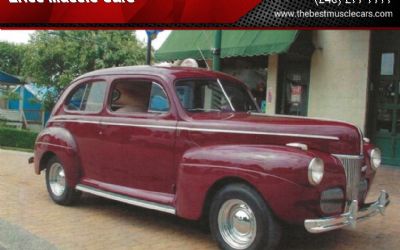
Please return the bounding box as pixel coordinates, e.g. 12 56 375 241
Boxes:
0 149 399 249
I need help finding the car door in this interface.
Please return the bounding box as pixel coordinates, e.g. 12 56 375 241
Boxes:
62 79 109 182
101 77 178 194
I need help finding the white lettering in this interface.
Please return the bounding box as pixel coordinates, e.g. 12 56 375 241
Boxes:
104 0 135 3
9 0 45 2
48 0 98 3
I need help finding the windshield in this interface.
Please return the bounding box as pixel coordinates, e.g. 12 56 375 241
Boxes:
175 79 259 113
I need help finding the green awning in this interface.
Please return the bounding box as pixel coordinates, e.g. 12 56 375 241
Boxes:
0 70 22 85
155 30 299 61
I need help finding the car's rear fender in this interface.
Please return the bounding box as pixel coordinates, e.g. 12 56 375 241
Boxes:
34 127 81 187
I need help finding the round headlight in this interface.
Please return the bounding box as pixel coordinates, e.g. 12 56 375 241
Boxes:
370 148 381 170
308 158 324 186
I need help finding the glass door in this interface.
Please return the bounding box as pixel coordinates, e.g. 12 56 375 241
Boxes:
277 54 311 117
371 50 400 165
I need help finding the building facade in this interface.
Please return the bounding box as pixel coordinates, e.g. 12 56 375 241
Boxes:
156 30 400 166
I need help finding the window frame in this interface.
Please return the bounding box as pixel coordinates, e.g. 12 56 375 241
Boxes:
105 77 172 117
63 79 109 115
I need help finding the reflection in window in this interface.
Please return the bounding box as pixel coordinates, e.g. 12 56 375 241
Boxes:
66 81 107 112
377 80 396 105
221 80 258 112
175 80 229 112
175 79 258 113
377 108 392 133
149 83 169 112
381 53 395 76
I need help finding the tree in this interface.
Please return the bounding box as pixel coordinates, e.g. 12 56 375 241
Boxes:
0 41 27 76
22 31 147 111
0 42 27 112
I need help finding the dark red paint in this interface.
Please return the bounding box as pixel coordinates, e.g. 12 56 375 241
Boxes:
34 66 376 224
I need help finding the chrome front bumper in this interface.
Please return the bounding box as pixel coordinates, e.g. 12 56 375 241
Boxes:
304 190 390 233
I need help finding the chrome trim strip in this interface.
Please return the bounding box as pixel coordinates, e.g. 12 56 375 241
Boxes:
36 142 71 149
286 143 308 150
358 127 364 155
51 119 100 125
103 122 175 130
304 190 389 233
333 154 364 159
50 118 175 130
49 118 340 141
252 113 358 127
177 126 339 140
75 184 176 215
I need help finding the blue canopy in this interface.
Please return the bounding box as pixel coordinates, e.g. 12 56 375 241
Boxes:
0 70 22 85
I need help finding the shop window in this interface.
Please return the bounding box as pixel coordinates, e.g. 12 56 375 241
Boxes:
380 53 395 76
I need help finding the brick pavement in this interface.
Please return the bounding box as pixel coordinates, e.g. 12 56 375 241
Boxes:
0 148 399 250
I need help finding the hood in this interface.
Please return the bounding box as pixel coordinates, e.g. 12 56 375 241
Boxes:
185 112 362 155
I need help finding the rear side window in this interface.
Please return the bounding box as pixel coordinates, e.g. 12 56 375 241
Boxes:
66 81 108 112
110 79 169 114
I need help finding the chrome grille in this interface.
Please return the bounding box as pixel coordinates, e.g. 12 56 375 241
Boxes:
334 155 363 202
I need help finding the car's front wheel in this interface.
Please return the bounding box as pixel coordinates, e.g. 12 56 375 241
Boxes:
209 183 281 250
45 156 80 205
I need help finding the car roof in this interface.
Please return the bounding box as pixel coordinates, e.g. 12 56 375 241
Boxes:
74 66 239 83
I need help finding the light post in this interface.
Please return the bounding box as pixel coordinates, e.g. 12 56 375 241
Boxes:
146 30 161 65
212 30 222 71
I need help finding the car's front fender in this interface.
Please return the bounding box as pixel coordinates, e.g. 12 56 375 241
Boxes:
175 144 346 223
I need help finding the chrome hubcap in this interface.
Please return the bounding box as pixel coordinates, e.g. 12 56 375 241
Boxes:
49 162 66 196
218 199 257 249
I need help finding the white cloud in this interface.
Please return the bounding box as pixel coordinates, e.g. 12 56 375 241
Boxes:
135 30 171 50
0 30 34 44
0 30 171 50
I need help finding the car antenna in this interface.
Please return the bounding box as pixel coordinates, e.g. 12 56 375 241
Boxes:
197 46 210 70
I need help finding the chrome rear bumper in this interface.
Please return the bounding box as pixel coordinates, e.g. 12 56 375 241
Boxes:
304 190 390 233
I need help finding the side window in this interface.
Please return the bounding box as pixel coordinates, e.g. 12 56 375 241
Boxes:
149 83 170 112
66 81 107 112
110 79 169 114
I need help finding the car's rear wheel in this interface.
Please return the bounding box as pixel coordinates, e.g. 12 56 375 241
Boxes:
210 183 281 250
45 156 80 205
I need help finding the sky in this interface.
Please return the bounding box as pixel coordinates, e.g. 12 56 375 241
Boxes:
0 30 171 50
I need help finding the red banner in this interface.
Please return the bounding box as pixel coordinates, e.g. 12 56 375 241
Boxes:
0 0 261 24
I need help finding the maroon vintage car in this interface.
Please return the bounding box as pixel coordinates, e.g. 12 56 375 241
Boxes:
32 66 389 250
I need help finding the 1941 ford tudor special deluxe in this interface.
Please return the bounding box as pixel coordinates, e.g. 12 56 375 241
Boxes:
32 66 390 250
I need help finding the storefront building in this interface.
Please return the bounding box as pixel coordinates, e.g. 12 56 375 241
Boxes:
155 30 400 166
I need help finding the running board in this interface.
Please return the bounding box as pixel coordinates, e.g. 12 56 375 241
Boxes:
75 184 176 215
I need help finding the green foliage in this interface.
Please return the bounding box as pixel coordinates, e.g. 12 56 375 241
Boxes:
1 31 147 112
20 30 147 111
0 88 20 101
0 127 38 149
0 41 27 75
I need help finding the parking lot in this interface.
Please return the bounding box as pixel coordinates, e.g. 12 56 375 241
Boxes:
0 148 399 250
